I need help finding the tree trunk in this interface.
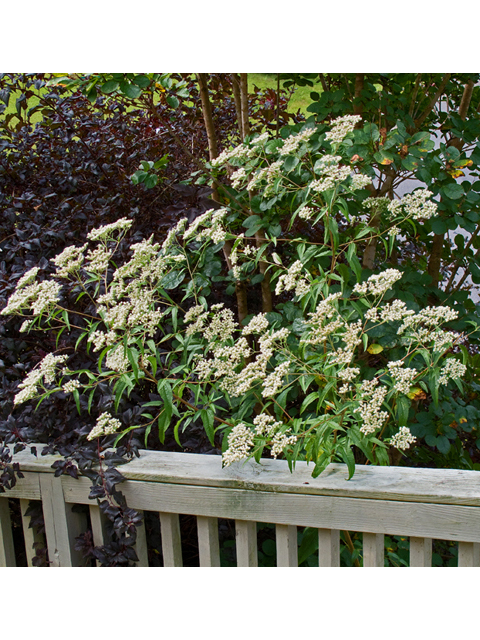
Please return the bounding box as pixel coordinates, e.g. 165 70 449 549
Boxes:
196 74 249 323
353 73 364 127
196 73 218 161
230 74 244 140
255 229 273 313
240 73 250 138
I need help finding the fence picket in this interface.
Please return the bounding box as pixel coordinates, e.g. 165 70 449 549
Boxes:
363 532 384 567
235 520 258 567
159 512 183 566
0 498 16 567
20 499 45 567
133 515 149 567
197 516 220 567
409 537 432 567
276 524 298 566
458 541 480 567
39 474 87 567
318 528 340 566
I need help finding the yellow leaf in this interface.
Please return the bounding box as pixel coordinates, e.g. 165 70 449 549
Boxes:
407 387 427 401
448 169 465 178
380 158 393 165
367 344 383 354
460 417 468 424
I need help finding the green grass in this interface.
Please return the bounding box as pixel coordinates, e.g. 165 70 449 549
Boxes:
248 73 323 115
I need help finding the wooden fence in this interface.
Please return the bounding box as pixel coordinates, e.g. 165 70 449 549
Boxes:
1 445 480 567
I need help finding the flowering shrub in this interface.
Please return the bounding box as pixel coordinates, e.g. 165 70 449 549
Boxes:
2 116 475 481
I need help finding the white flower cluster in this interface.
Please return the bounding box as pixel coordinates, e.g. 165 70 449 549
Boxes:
271 431 298 459
17 267 40 289
51 245 88 278
186 303 238 344
87 412 122 441
87 218 133 241
231 167 247 189
338 367 360 382
387 360 417 395
105 347 130 373
222 423 255 466
278 127 315 156
310 155 351 193
262 360 290 397
390 426 416 451
350 173 371 190
302 293 343 345
184 208 228 245
354 378 389 435
211 143 255 168
196 325 290 398
398 306 459 341
388 226 400 237
247 160 283 195
253 413 283 436
363 197 390 215
85 245 112 274
2 277 62 317
438 358 467 386
353 269 403 297
378 299 415 323
325 114 362 146
275 260 309 297
242 313 269 336
298 205 315 220
14 353 69 405
161 218 188 251
337 367 360 394
387 190 437 221
62 379 81 393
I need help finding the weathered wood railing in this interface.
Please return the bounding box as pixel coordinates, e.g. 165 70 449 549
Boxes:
1 445 480 566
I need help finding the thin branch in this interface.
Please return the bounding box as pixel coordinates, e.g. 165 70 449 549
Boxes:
414 74 451 130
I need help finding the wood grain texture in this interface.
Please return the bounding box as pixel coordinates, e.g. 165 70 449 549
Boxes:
197 516 220 567
0 497 16 567
159 512 182 567
20 499 45 567
60 476 480 544
133 516 149 567
458 542 480 567
89 504 108 567
4 472 41 500
39 474 87 567
276 524 297 567
12 446 480 507
318 528 340 567
410 537 432 567
363 533 384 567
236 520 258 567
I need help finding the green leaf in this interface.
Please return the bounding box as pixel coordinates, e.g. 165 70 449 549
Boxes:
396 396 411 427
119 81 142 100
166 95 180 109
144 174 158 189
161 270 185 290
201 408 215 446
298 527 319 565
339 445 355 480
101 80 119 94
442 183 464 200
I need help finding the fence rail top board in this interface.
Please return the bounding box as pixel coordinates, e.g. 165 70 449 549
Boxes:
8 444 480 507
2 444 480 567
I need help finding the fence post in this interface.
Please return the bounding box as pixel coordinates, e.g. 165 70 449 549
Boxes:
0 498 16 567
39 475 87 567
